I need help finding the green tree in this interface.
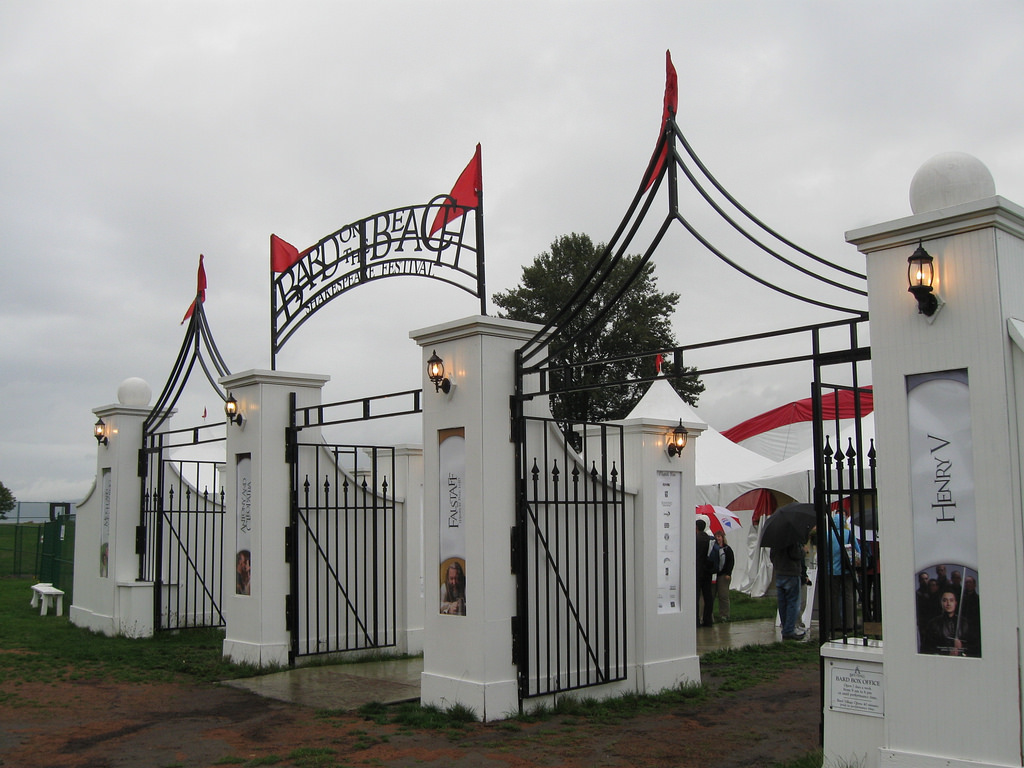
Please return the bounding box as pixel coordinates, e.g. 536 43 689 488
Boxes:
494 233 703 425
0 481 15 520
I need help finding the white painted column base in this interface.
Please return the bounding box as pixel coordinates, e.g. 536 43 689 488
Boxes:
879 751 1020 768
222 638 290 669
821 641 884 768
116 581 154 638
402 627 424 656
68 605 116 636
637 655 702 694
420 672 519 721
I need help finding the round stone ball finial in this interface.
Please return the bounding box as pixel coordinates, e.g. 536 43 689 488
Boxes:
909 152 996 214
117 377 153 407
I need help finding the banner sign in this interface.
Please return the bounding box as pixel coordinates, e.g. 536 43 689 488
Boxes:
656 470 682 614
908 370 981 657
438 428 467 616
271 198 483 365
100 468 111 578
235 454 253 596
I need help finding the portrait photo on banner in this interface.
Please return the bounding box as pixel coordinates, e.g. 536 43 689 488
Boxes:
907 370 980 657
438 428 466 616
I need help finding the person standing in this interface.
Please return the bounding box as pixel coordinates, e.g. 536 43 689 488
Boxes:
713 530 735 622
828 510 860 633
695 518 715 627
770 534 809 640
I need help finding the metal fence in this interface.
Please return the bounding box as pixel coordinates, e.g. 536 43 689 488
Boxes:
513 416 629 700
0 518 76 601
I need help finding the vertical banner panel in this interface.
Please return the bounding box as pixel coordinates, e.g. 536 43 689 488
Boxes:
656 470 682 613
235 454 252 596
439 428 467 616
100 469 111 578
908 370 981 657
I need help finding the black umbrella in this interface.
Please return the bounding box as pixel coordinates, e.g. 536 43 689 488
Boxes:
759 502 817 549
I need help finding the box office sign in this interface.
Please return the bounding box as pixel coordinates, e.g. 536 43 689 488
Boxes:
907 370 981 657
439 429 467 616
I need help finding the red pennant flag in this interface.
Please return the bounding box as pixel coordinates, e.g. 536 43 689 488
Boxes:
655 353 663 374
181 254 207 324
429 144 482 235
271 234 305 273
643 51 678 191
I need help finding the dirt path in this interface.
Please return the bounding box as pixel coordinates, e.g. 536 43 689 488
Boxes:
0 666 819 768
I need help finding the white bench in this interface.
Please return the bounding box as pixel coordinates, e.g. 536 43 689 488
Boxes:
30 583 65 617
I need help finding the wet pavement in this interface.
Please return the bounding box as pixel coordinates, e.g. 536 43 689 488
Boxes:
224 618 801 710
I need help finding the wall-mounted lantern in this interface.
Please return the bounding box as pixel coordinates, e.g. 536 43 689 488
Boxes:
94 417 109 446
427 350 452 394
667 419 688 458
224 393 246 428
907 242 940 317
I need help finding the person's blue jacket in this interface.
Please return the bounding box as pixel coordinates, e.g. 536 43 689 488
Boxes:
829 512 861 575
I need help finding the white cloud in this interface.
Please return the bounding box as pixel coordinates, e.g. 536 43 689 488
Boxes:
2 1 1023 499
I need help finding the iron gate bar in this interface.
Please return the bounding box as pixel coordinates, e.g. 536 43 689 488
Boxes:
292 389 423 430
526 462 606 684
288 390 404 663
140 454 226 631
516 416 627 699
159 485 225 628
520 315 870 401
296 469 386 652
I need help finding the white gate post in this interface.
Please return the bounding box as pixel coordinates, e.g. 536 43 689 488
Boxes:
393 444 425 655
72 378 159 636
220 369 330 668
411 315 541 721
842 153 1024 768
619 417 704 693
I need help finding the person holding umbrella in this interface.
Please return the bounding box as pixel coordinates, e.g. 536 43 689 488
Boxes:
761 503 816 641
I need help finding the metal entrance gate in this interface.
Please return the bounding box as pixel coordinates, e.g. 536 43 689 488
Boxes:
138 422 227 631
812 377 878 641
512 415 628 700
287 389 421 663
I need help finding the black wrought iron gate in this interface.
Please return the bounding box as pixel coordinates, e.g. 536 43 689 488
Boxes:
138 422 227 631
811 325 878 641
512 412 629 700
286 389 421 663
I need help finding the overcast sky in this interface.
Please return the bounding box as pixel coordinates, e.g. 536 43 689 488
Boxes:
3 1 1023 502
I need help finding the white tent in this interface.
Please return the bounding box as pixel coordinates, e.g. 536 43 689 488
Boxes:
626 380 776 490
627 381 875 597
709 411 877 509
626 380 779 590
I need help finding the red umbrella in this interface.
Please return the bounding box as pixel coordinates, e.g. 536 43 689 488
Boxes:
696 504 742 535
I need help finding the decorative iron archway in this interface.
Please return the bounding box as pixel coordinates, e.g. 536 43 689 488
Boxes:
510 52 874 707
269 146 486 369
138 270 233 632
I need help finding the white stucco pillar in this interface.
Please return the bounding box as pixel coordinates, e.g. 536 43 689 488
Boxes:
220 369 330 668
620 416 704 693
393 444 425 654
71 378 160 637
410 315 540 721
841 153 1024 768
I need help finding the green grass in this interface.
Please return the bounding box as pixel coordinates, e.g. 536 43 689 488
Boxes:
722 589 778 622
356 700 478 729
0 576 263 686
0 572 818 767
772 751 826 768
701 640 819 692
